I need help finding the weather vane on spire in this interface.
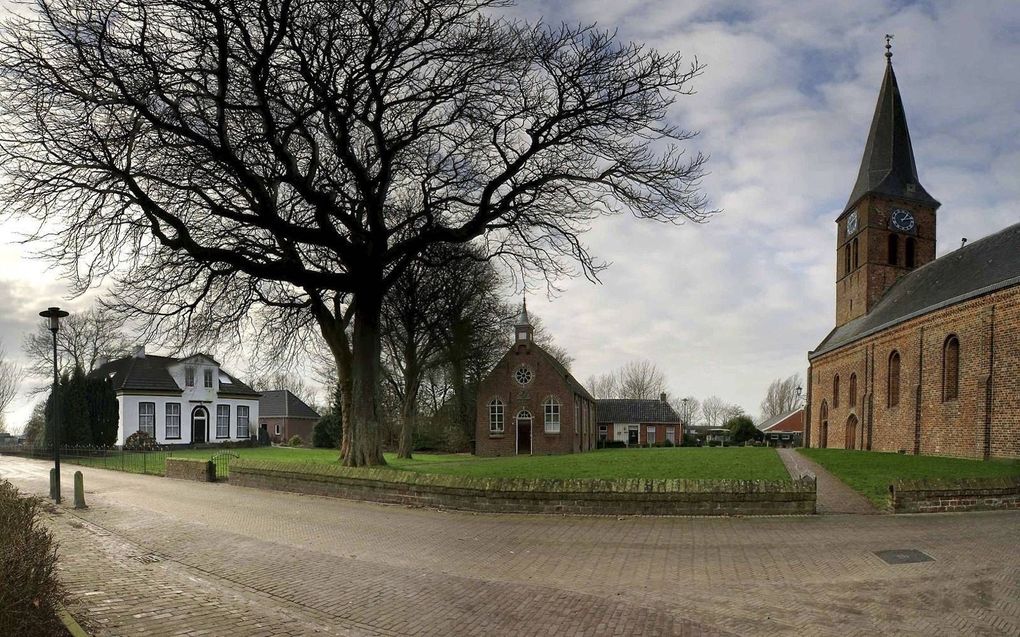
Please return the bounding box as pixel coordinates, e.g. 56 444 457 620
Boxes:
885 34 894 63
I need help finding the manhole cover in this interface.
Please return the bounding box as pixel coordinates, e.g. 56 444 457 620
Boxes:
874 549 933 564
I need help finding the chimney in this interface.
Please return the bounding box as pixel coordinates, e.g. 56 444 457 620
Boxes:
660 392 667 403
960 238 968 249
133 345 146 359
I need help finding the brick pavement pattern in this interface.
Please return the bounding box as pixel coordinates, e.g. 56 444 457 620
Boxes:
2 456 1018 636
777 448 879 514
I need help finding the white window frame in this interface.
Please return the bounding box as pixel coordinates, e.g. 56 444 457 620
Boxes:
184 366 195 387
237 406 250 438
543 397 561 434
488 399 504 434
139 402 156 437
216 404 230 438
665 426 675 444
275 423 282 436
204 368 214 388
165 403 181 439
598 425 608 441
647 426 656 445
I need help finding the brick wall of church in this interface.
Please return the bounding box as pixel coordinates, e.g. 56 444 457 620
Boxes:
475 341 595 457
808 284 1020 459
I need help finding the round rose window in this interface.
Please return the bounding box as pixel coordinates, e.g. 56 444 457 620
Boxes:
514 366 533 385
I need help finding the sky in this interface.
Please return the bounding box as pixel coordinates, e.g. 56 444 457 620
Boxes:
1 0 1019 431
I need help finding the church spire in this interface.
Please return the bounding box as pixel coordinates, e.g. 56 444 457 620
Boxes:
843 39 940 213
514 297 533 343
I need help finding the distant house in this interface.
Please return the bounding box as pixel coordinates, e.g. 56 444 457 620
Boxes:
758 408 804 448
596 395 683 446
92 347 261 446
258 390 321 444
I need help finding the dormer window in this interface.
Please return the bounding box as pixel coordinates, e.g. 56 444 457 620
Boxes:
185 366 195 387
204 368 214 388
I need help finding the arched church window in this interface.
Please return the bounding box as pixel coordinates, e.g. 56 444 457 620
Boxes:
488 399 504 434
887 234 899 265
852 238 859 270
833 375 840 408
888 351 901 407
943 336 960 402
849 373 857 407
905 237 916 268
844 244 852 274
543 396 561 434
819 400 829 449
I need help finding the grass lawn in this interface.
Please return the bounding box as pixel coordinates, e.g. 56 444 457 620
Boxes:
799 448 1020 507
62 446 791 481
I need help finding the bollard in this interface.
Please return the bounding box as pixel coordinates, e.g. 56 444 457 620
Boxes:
50 467 58 501
73 471 86 509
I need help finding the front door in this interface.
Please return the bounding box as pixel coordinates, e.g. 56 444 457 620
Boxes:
627 425 639 446
845 415 858 450
516 410 532 455
192 406 209 443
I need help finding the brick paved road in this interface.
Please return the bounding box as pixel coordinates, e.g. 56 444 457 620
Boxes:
777 448 879 514
1 456 1017 636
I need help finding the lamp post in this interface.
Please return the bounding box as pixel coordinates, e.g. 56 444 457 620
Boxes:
796 385 803 406
39 306 68 504
681 397 690 434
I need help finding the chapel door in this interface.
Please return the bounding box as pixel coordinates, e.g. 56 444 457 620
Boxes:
845 415 858 450
516 410 532 455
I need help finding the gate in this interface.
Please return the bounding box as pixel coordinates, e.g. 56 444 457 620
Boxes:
210 452 240 481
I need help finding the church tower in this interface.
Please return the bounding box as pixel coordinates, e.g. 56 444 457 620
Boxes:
835 39 941 327
513 299 534 344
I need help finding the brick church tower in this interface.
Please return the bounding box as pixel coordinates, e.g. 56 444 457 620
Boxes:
834 40 941 327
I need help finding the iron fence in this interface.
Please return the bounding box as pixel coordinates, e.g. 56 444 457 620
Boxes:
210 452 240 481
8 445 175 476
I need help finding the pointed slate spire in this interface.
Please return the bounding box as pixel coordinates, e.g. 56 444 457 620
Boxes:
513 298 533 342
843 41 939 213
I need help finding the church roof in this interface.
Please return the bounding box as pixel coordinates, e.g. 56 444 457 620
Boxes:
812 222 1020 358
595 399 682 424
843 59 939 215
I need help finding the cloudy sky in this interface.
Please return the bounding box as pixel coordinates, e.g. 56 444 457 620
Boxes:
1 0 1018 430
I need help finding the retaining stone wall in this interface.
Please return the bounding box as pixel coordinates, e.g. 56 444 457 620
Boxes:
890 476 1020 513
165 458 214 482
229 460 816 516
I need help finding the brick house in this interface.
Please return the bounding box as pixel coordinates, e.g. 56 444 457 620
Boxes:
475 303 597 456
258 390 321 444
595 396 683 446
757 408 804 448
806 50 1020 459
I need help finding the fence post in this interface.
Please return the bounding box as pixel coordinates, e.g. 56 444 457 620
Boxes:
73 471 86 509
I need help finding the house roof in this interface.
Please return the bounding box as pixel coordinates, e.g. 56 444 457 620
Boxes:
758 408 804 433
596 399 682 424
91 353 259 397
812 222 1020 358
843 59 939 215
259 390 321 419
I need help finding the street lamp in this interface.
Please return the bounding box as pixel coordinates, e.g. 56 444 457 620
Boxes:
681 397 689 434
39 306 68 504
796 385 803 406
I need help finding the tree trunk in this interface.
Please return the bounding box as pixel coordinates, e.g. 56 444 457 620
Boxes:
344 292 387 467
312 298 355 463
397 344 418 459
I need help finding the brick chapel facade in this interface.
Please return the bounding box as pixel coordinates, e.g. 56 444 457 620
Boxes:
475 303 597 456
805 48 1020 460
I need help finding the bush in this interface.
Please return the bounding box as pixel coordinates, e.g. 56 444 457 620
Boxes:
288 435 304 447
0 480 68 636
312 412 342 449
599 440 627 449
124 430 157 451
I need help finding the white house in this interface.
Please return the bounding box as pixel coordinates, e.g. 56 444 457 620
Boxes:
93 347 261 446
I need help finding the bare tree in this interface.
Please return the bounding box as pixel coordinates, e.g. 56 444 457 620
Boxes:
700 395 733 429
587 360 667 399
671 395 700 428
0 0 711 465
759 374 803 421
0 340 21 431
585 372 620 400
22 306 129 386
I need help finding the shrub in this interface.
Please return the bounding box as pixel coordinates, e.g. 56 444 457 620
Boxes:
124 430 157 451
0 480 68 636
312 411 342 449
599 440 627 449
288 435 304 447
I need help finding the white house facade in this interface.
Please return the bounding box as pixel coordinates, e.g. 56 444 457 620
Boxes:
93 348 261 446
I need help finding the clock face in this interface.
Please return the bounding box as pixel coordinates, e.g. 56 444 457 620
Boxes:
846 210 859 235
890 208 916 232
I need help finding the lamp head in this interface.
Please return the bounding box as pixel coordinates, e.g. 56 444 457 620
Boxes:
39 307 70 332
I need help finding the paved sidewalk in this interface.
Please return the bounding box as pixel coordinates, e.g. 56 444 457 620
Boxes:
3 455 1017 636
778 448 879 514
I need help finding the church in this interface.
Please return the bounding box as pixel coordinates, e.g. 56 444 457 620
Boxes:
474 303 598 456
805 44 1019 459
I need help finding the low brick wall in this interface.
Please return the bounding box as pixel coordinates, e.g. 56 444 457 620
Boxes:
229 461 816 516
165 458 214 482
890 476 1020 513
